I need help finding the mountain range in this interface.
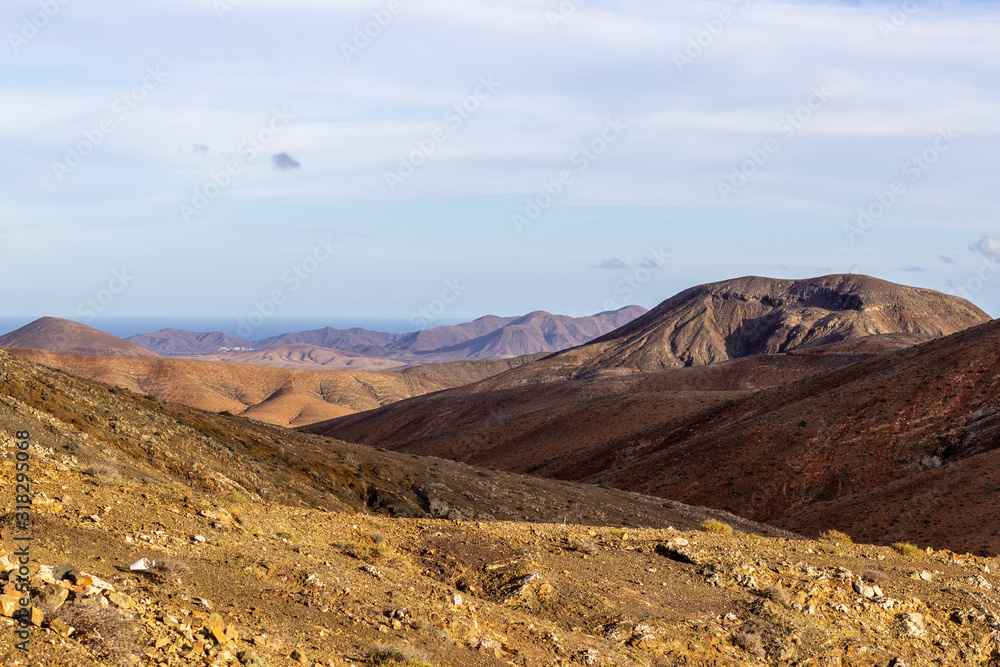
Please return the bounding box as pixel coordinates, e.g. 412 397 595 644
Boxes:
123 306 648 368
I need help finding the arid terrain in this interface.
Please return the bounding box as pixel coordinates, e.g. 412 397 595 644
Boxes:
2 273 999 666
123 308 648 369
5 348 1000 667
5 345 544 429
311 276 1000 555
0 318 160 360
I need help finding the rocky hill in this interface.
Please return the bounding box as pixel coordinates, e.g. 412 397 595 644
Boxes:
0 318 159 359
490 274 990 383
2 351 1000 666
309 307 1000 555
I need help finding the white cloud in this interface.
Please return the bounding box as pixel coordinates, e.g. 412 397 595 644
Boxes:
973 237 1000 262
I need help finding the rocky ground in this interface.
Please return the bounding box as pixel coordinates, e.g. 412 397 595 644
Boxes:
4 351 1000 666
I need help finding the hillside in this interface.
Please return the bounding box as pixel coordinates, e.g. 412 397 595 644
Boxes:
310 315 1000 554
5 348 544 428
488 274 989 384
190 343 408 372
0 317 159 358
310 334 925 476
125 307 648 367
4 350 1000 666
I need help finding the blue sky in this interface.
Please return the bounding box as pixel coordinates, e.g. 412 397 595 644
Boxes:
1 0 998 328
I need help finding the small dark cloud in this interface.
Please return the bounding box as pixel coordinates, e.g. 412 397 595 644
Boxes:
191 144 210 156
902 266 926 272
939 255 957 264
775 263 788 270
272 152 301 171
596 258 628 270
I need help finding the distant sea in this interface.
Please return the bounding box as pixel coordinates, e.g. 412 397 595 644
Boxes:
0 316 468 340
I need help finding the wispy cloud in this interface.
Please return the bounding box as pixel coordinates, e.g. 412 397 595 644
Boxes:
596 258 628 270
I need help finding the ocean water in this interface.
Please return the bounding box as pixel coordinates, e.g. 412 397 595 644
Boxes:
0 316 468 341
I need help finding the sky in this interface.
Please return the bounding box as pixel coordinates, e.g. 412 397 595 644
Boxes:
1 0 998 334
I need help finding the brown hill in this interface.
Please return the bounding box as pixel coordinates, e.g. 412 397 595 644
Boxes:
5 349 543 428
521 319 1000 554
490 274 989 384
311 316 1000 554
3 340 1000 666
191 343 408 371
311 334 925 474
0 317 159 358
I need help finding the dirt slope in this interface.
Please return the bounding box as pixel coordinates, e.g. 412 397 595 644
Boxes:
536 318 1000 554
311 335 924 473
4 349 543 428
3 350 1000 666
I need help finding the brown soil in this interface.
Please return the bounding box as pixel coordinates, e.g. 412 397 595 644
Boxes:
3 349 1000 666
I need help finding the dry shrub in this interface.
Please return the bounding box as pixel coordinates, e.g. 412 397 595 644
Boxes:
569 538 598 555
893 542 923 559
55 599 139 665
365 643 433 666
734 632 765 658
862 569 890 585
152 558 190 581
701 519 733 535
763 585 791 607
820 529 853 544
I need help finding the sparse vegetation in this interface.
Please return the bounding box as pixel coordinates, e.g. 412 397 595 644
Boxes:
764 584 791 607
83 464 120 483
365 644 433 666
734 632 766 658
820 529 853 544
862 570 890 585
568 537 598 555
701 519 733 535
151 558 190 582
54 599 139 666
894 542 923 559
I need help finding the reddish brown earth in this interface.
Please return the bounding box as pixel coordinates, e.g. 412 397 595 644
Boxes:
311 316 1000 554
5 348 543 428
520 319 1000 554
190 343 408 372
0 317 159 358
311 334 927 473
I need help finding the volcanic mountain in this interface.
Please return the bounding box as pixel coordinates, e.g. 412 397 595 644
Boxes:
312 274 988 462
489 274 989 384
0 317 159 358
